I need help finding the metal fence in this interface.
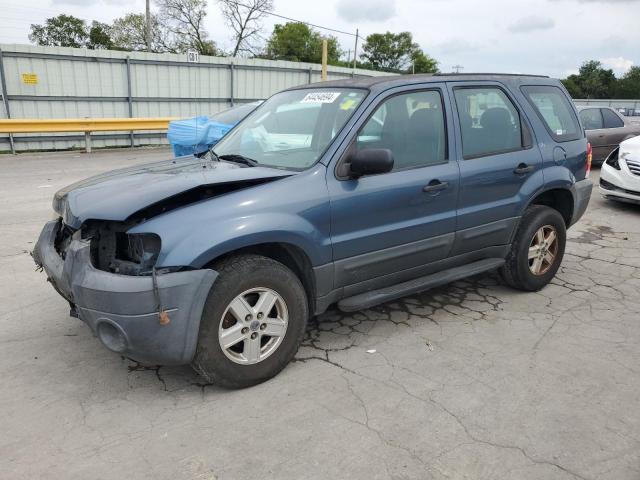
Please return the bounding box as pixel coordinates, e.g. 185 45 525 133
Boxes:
0 44 391 152
573 99 640 110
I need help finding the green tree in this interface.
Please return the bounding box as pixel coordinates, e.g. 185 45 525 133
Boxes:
615 66 640 99
266 22 341 64
29 14 88 48
562 60 617 99
110 13 174 53
360 31 415 72
409 50 439 74
88 21 114 50
561 76 582 98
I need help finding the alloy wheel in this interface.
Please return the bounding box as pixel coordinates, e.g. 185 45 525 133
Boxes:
218 287 288 365
528 225 558 276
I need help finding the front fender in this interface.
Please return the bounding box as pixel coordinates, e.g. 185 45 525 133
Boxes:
164 213 331 268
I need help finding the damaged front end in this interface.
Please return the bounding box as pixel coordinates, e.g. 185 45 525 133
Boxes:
33 219 217 365
84 220 162 276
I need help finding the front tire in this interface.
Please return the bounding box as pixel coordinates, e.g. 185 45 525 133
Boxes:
501 205 566 291
192 254 308 389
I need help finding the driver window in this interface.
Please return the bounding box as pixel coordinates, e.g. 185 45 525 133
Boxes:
356 90 447 170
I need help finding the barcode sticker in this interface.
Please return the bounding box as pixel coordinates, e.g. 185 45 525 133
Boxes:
301 92 340 103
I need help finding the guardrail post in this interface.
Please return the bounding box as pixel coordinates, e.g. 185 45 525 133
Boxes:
0 48 16 155
229 63 235 107
308 67 313 84
125 57 134 147
84 131 92 153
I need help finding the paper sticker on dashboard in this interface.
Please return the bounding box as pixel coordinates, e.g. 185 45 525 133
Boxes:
301 92 341 103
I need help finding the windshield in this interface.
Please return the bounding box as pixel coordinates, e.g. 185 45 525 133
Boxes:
213 88 367 170
212 101 262 125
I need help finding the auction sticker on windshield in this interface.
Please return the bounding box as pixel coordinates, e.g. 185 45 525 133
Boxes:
301 92 341 103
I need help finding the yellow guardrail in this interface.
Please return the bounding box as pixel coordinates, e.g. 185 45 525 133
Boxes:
0 117 179 153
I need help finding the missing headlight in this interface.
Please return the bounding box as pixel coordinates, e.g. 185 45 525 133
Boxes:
114 233 161 274
117 233 160 264
86 220 162 276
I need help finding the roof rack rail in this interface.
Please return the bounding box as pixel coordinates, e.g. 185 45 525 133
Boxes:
433 73 550 78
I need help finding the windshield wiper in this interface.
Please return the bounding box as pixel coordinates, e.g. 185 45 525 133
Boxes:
207 148 220 161
218 154 259 167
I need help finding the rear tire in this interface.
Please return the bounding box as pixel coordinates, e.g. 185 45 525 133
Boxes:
500 205 566 291
192 254 308 389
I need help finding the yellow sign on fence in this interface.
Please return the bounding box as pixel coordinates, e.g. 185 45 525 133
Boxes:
22 73 38 85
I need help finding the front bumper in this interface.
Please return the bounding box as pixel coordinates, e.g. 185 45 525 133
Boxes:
33 221 217 365
570 178 593 226
599 160 640 204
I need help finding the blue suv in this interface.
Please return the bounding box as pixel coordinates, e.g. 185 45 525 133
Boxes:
33 74 592 388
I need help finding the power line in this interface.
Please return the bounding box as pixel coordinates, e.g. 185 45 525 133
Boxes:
224 0 360 38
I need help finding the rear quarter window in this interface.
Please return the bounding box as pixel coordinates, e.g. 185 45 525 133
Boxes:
521 85 582 142
602 108 625 128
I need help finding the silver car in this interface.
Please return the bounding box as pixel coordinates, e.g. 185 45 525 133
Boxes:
577 106 640 165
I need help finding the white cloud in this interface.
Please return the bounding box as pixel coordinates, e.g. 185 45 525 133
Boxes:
51 0 131 5
508 16 555 33
335 0 396 22
435 38 478 54
600 56 634 74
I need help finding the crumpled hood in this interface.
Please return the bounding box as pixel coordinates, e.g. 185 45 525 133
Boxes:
54 156 294 228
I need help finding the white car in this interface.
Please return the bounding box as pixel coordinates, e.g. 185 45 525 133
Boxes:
600 135 640 204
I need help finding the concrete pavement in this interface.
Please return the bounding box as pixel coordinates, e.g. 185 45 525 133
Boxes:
1 148 639 480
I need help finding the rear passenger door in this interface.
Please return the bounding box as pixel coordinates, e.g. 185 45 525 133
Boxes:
447 82 543 256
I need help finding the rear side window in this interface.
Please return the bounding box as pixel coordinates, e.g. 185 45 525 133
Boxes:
453 87 523 159
602 108 624 128
579 109 603 130
522 85 582 141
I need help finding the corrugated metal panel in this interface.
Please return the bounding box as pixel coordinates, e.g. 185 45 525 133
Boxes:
0 44 397 152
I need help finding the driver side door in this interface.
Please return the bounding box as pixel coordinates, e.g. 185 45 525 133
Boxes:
327 85 460 294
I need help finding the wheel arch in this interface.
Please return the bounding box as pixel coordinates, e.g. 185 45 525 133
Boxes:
525 188 574 227
203 242 318 315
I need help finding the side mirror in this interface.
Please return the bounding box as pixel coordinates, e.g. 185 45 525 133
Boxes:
348 148 394 178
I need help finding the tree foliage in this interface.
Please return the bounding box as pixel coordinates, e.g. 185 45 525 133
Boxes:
410 50 439 74
29 15 89 48
265 22 341 64
359 31 438 74
219 0 273 57
110 13 174 53
561 60 639 99
615 66 640 99
88 22 114 50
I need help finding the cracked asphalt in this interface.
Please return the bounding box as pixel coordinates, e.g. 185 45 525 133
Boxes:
1 148 639 480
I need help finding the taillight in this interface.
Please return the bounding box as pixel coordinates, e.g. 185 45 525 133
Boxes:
586 143 592 178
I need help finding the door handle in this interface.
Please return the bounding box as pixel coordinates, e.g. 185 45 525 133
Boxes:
423 180 449 193
513 163 534 175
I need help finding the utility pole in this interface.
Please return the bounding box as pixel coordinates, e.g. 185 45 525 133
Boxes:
452 64 463 73
352 28 359 74
145 0 152 52
321 39 328 81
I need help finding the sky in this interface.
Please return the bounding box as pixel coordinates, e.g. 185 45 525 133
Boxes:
0 0 638 78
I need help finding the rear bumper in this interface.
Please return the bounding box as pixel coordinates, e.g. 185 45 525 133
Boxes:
33 221 217 365
570 178 593 226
